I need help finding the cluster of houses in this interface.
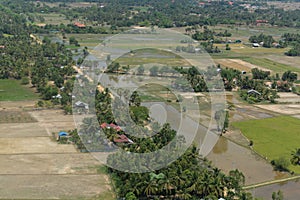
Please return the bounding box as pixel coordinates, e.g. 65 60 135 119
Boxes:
252 42 281 48
100 123 134 144
57 122 134 146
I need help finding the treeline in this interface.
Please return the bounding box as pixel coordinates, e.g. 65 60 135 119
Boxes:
35 24 111 34
109 146 253 200
3 0 300 30
282 33 300 56
249 34 277 48
192 27 232 41
248 33 300 57
220 66 298 103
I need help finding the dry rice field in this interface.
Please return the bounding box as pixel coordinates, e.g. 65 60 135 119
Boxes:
214 59 271 72
0 101 114 199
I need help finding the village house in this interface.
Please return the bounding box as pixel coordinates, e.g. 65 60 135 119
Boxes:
74 101 89 110
74 22 86 28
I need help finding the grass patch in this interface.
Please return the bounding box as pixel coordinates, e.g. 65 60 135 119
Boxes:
65 45 80 49
139 83 177 102
242 57 300 74
115 48 190 66
232 116 300 174
0 79 39 101
66 34 109 48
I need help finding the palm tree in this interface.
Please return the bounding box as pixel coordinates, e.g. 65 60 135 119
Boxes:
144 180 158 196
291 148 300 166
176 190 192 200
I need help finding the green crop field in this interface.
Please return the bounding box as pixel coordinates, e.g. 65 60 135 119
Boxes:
0 79 39 101
242 57 300 74
232 116 300 174
66 34 109 48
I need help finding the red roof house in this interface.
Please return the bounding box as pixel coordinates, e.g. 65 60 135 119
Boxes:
113 134 133 143
100 123 122 131
74 22 86 28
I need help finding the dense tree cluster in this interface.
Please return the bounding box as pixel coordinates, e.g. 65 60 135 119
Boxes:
249 34 276 48
251 68 270 80
2 0 300 33
109 146 254 200
282 33 300 56
0 3 75 112
192 27 232 43
217 66 281 103
291 148 300 166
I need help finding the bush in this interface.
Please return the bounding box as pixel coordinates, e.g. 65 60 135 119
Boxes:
125 192 137 200
226 44 231 50
21 77 30 85
37 100 44 107
249 140 253 146
271 157 290 172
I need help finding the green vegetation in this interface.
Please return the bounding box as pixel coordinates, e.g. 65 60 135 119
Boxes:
272 190 284 200
115 49 190 67
2 0 300 198
108 147 253 199
282 33 300 56
291 148 300 166
249 34 276 48
0 79 38 101
233 116 300 174
242 58 300 74
73 85 255 199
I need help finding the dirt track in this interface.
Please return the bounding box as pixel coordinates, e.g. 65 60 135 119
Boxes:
0 102 113 199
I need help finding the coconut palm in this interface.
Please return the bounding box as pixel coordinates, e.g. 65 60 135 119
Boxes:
144 180 158 196
291 148 300 166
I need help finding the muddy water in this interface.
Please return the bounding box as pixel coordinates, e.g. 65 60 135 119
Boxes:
207 137 283 185
249 179 300 200
143 102 281 185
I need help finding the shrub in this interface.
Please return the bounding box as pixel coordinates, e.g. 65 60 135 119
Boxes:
271 157 290 172
21 77 30 85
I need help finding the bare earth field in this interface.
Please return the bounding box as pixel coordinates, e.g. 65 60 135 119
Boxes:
276 92 300 104
265 54 300 70
255 104 300 116
267 2 300 11
215 59 271 72
0 101 114 199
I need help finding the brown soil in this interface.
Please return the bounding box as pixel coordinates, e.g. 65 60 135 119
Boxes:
215 59 271 72
0 101 114 199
